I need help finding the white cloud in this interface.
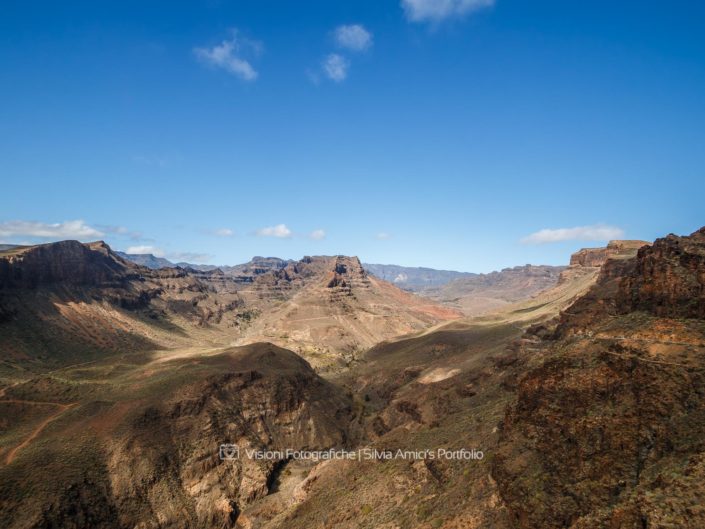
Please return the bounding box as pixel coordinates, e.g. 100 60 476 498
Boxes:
0 220 104 240
323 54 349 82
334 24 373 51
521 224 625 245
401 0 494 23
194 30 261 81
169 252 213 263
309 229 326 240
376 232 392 240
126 245 165 257
256 224 292 238
214 228 234 237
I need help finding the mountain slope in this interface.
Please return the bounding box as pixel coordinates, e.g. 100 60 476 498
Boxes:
233 235 657 528
420 264 566 315
238 239 649 528
0 343 357 528
232 255 462 365
493 228 705 528
0 242 459 375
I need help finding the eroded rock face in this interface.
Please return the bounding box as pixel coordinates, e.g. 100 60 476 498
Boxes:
2 344 355 529
569 240 649 268
109 348 353 528
0 240 134 289
617 227 705 319
493 226 705 529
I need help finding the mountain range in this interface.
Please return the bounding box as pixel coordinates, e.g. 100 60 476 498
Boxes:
114 252 572 317
2 227 704 528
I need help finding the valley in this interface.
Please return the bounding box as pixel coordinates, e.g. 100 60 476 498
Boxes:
1 227 704 528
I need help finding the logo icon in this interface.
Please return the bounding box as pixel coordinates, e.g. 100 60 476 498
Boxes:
219 443 239 460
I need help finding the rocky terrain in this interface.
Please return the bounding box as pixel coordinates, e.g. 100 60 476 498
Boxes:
2 227 704 529
118 254 569 318
0 241 247 373
0 343 357 528
419 264 566 316
232 255 462 365
0 241 460 376
242 237 649 529
493 228 705 528
568 240 648 268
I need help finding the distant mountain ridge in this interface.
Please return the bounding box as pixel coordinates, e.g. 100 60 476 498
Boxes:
0 244 22 252
114 252 481 291
114 252 570 316
421 264 566 315
115 251 174 269
362 263 476 289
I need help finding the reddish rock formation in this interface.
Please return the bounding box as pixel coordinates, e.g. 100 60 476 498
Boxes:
569 240 649 268
617 227 705 319
493 226 705 529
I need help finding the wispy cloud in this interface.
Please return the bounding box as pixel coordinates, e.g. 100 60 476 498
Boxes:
309 229 326 240
0 220 103 240
126 245 165 257
97 225 143 241
376 232 392 240
170 252 213 263
521 224 625 244
334 24 373 52
213 228 234 237
194 29 261 81
256 224 292 238
323 53 349 82
401 0 494 23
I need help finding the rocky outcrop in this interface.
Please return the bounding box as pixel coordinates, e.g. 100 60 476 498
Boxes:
493 226 705 529
569 240 649 268
0 240 135 289
617 227 705 319
0 240 247 363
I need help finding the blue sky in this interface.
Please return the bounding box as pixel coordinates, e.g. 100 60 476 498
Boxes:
1 0 704 272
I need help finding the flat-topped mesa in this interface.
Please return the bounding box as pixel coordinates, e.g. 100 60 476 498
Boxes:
553 227 705 337
569 240 650 268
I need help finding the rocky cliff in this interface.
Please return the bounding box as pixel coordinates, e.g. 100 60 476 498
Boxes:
493 226 705 529
0 241 246 366
569 240 649 268
0 240 134 288
617 227 705 319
